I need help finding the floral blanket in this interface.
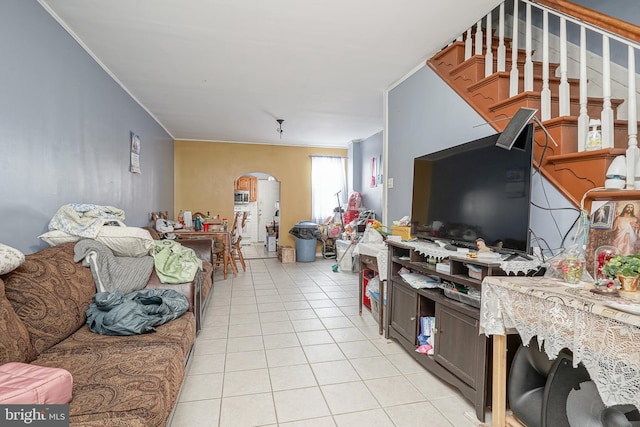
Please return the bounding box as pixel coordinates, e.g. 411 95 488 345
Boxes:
48 203 125 238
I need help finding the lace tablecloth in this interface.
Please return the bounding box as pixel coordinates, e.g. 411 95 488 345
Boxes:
405 241 540 275
353 242 388 282
480 276 640 409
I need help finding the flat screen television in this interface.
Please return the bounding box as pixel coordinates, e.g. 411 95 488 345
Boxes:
411 124 534 254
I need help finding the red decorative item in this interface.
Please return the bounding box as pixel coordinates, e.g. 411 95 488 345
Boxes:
594 245 618 281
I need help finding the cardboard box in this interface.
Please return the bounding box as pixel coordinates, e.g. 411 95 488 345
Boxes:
391 225 413 240
277 246 295 263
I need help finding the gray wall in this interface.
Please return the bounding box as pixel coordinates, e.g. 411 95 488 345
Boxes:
0 0 174 254
359 131 383 219
387 66 578 255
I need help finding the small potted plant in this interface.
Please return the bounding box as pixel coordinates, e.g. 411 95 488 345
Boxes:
603 254 640 292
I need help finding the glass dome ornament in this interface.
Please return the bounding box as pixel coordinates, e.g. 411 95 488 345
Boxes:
594 245 618 281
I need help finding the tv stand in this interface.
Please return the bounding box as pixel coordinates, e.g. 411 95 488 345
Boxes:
386 241 520 422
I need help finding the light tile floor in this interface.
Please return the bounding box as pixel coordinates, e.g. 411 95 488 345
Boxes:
169 256 488 427
241 242 278 260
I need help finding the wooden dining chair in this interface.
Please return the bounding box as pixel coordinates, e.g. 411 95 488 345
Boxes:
230 211 247 272
213 237 226 271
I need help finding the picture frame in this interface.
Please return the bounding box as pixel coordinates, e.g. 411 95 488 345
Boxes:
590 201 615 229
585 200 640 273
130 131 141 174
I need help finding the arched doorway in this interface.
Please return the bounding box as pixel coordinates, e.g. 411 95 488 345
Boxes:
233 172 280 259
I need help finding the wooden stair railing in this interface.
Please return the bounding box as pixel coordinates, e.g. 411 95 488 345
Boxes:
427 20 633 207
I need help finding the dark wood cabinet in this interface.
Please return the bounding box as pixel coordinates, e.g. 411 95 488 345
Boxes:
386 241 501 422
389 280 418 344
434 302 486 389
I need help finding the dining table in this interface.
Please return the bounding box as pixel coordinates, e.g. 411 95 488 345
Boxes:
172 229 237 279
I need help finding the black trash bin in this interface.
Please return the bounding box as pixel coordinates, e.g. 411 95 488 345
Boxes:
289 221 320 262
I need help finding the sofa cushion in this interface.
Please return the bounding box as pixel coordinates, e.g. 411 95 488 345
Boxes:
3 243 96 356
0 278 35 364
0 362 73 404
34 340 187 426
42 312 195 368
0 243 25 275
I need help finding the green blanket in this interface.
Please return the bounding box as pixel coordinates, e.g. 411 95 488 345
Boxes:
153 240 202 284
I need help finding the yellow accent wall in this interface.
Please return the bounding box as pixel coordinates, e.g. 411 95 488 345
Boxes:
174 140 347 248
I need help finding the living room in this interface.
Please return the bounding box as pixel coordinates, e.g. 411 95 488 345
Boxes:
3 0 640 426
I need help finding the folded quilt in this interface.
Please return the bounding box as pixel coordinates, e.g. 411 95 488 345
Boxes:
86 289 189 335
73 239 154 294
153 240 202 284
49 203 126 238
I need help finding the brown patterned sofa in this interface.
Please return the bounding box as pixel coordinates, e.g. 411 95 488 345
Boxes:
0 241 211 426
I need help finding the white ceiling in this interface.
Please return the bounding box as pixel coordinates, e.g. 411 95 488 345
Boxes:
39 0 501 148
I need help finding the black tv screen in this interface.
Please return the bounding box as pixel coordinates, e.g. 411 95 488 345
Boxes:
411 124 534 254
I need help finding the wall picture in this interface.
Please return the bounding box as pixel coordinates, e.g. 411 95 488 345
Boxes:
585 200 640 273
130 131 141 174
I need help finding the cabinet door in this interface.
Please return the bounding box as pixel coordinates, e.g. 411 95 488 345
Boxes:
249 176 258 202
389 280 418 344
236 176 251 191
434 303 481 388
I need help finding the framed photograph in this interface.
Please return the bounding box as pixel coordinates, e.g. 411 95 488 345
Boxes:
130 131 141 174
585 200 640 272
590 201 615 229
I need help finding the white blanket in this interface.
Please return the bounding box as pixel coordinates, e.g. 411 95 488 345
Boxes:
48 203 125 238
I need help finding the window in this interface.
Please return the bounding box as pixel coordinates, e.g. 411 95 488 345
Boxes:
311 156 346 224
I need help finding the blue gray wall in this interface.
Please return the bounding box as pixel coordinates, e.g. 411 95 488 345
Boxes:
387 66 578 255
0 0 174 254
359 132 383 219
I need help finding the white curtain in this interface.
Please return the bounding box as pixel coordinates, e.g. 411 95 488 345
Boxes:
311 156 347 224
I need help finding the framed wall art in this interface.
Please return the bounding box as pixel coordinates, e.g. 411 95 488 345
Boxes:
130 131 141 174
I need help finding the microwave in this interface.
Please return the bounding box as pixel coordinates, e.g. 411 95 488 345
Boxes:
234 190 250 204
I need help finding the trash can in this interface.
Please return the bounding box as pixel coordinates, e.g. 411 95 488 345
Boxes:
289 221 320 262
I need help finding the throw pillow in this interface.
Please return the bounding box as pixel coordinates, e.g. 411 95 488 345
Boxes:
0 244 25 275
38 230 80 246
95 226 154 257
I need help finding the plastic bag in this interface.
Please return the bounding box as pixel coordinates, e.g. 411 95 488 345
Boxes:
360 227 384 244
347 192 363 209
544 245 590 283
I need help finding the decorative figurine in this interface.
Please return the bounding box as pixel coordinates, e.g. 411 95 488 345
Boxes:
476 238 493 253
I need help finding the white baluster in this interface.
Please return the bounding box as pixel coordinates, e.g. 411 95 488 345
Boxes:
524 3 533 92
465 28 473 60
601 35 614 149
559 17 570 117
541 10 551 121
485 12 494 77
627 45 638 189
497 3 506 72
475 20 483 56
577 26 589 152
510 0 520 97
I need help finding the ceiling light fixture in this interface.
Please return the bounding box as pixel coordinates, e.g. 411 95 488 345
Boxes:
276 119 284 138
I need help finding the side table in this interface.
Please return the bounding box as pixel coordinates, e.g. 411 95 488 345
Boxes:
359 254 384 335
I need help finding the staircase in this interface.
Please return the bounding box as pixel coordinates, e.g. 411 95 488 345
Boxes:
426 0 640 209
